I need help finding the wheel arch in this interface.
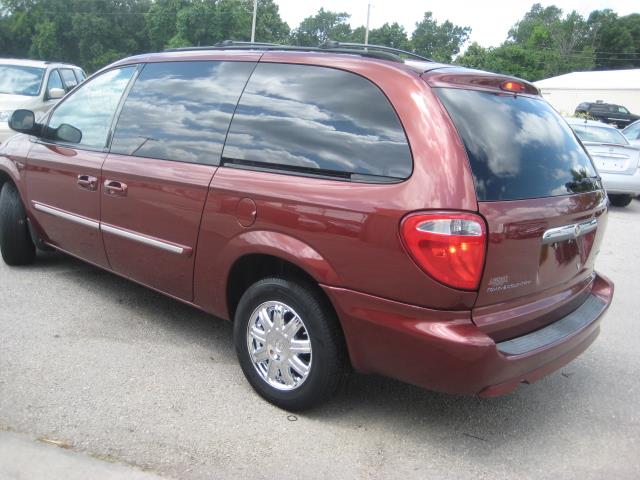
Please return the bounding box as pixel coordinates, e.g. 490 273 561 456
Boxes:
196 229 342 321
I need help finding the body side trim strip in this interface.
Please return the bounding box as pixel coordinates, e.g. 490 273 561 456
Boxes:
32 201 190 255
100 223 189 255
32 201 100 230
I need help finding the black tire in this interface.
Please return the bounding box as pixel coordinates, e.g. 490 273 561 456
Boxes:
609 194 633 207
0 181 36 265
233 277 346 411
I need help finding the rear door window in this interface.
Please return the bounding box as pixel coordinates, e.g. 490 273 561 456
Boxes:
60 68 79 90
110 61 255 165
435 88 599 201
223 63 412 181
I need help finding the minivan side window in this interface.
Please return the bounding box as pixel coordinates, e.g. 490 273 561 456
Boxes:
110 61 256 165
47 67 135 150
223 63 412 181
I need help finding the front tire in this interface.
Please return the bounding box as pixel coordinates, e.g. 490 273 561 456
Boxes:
0 182 35 265
609 194 633 207
233 277 345 410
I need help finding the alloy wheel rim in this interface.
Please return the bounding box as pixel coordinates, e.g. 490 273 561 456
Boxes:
246 301 312 391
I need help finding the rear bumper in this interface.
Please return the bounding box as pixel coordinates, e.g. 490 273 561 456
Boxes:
601 170 640 195
322 272 613 396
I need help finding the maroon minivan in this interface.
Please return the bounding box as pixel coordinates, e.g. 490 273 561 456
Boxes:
0 42 613 410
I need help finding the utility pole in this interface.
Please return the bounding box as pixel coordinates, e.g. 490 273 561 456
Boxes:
364 2 371 46
251 0 258 43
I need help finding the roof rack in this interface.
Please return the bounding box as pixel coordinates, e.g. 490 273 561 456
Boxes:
164 40 434 64
319 41 432 62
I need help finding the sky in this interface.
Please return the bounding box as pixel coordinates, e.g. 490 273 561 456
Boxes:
275 0 639 48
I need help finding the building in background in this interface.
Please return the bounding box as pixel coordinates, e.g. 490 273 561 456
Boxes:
535 69 640 116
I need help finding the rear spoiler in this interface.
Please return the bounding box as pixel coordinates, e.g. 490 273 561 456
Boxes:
421 67 540 96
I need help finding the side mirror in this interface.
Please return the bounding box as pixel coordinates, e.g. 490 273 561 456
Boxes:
48 87 65 100
9 109 36 134
56 123 82 144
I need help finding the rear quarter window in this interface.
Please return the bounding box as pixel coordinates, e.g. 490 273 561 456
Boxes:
435 88 599 201
222 63 412 181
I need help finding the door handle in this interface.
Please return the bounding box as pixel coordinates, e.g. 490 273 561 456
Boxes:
77 174 98 191
104 179 128 197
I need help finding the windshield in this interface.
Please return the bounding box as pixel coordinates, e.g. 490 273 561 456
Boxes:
0 65 45 96
435 88 599 201
571 123 629 146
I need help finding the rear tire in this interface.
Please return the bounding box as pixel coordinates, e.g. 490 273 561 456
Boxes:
609 194 633 207
0 182 36 265
233 277 345 411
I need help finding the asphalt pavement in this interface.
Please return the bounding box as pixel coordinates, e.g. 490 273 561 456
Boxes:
1 200 639 480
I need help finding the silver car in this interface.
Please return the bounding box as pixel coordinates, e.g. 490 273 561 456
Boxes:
0 59 86 144
623 119 640 148
566 117 640 207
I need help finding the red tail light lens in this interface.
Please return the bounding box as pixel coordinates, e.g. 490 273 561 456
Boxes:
400 213 486 290
501 80 526 93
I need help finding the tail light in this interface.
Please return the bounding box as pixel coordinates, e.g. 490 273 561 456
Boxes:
501 80 526 93
400 212 486 290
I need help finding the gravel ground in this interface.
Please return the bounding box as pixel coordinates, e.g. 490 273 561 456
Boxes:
1 200 639 480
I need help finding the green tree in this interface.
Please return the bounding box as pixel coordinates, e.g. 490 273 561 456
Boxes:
147 0 189 51
411 12 470 62
589 10 640 69
368 22 411 50
457 3 599 80
244 0 289 44
290 8 352 46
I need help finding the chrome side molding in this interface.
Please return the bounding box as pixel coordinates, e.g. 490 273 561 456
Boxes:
32 201 190 255
101 223 188 255
542 218 597 244
32 202 100 230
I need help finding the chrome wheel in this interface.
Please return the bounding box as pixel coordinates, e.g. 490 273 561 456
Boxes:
246 301 312 391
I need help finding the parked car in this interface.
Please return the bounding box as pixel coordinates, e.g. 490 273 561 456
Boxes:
575 101 640 129
622 119 640 147
0 59 86 144
566 117 640 207
0 42 613 410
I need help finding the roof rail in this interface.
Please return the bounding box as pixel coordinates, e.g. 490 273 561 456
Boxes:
164 40 434 64
319 41 432 62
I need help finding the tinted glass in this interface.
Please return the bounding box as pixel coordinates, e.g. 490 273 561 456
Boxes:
75 70 86 82
110 61 254 165
48 67 135 149
60 69 79 90
223 63 412 180
436 88 598 201
0 65 44 96
46 70 64 93
571 124 629 145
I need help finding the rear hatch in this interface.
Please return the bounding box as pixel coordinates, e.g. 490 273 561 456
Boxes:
427 72 608 341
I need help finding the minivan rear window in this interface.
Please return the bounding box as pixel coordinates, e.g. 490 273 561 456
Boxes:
435 88 599 201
